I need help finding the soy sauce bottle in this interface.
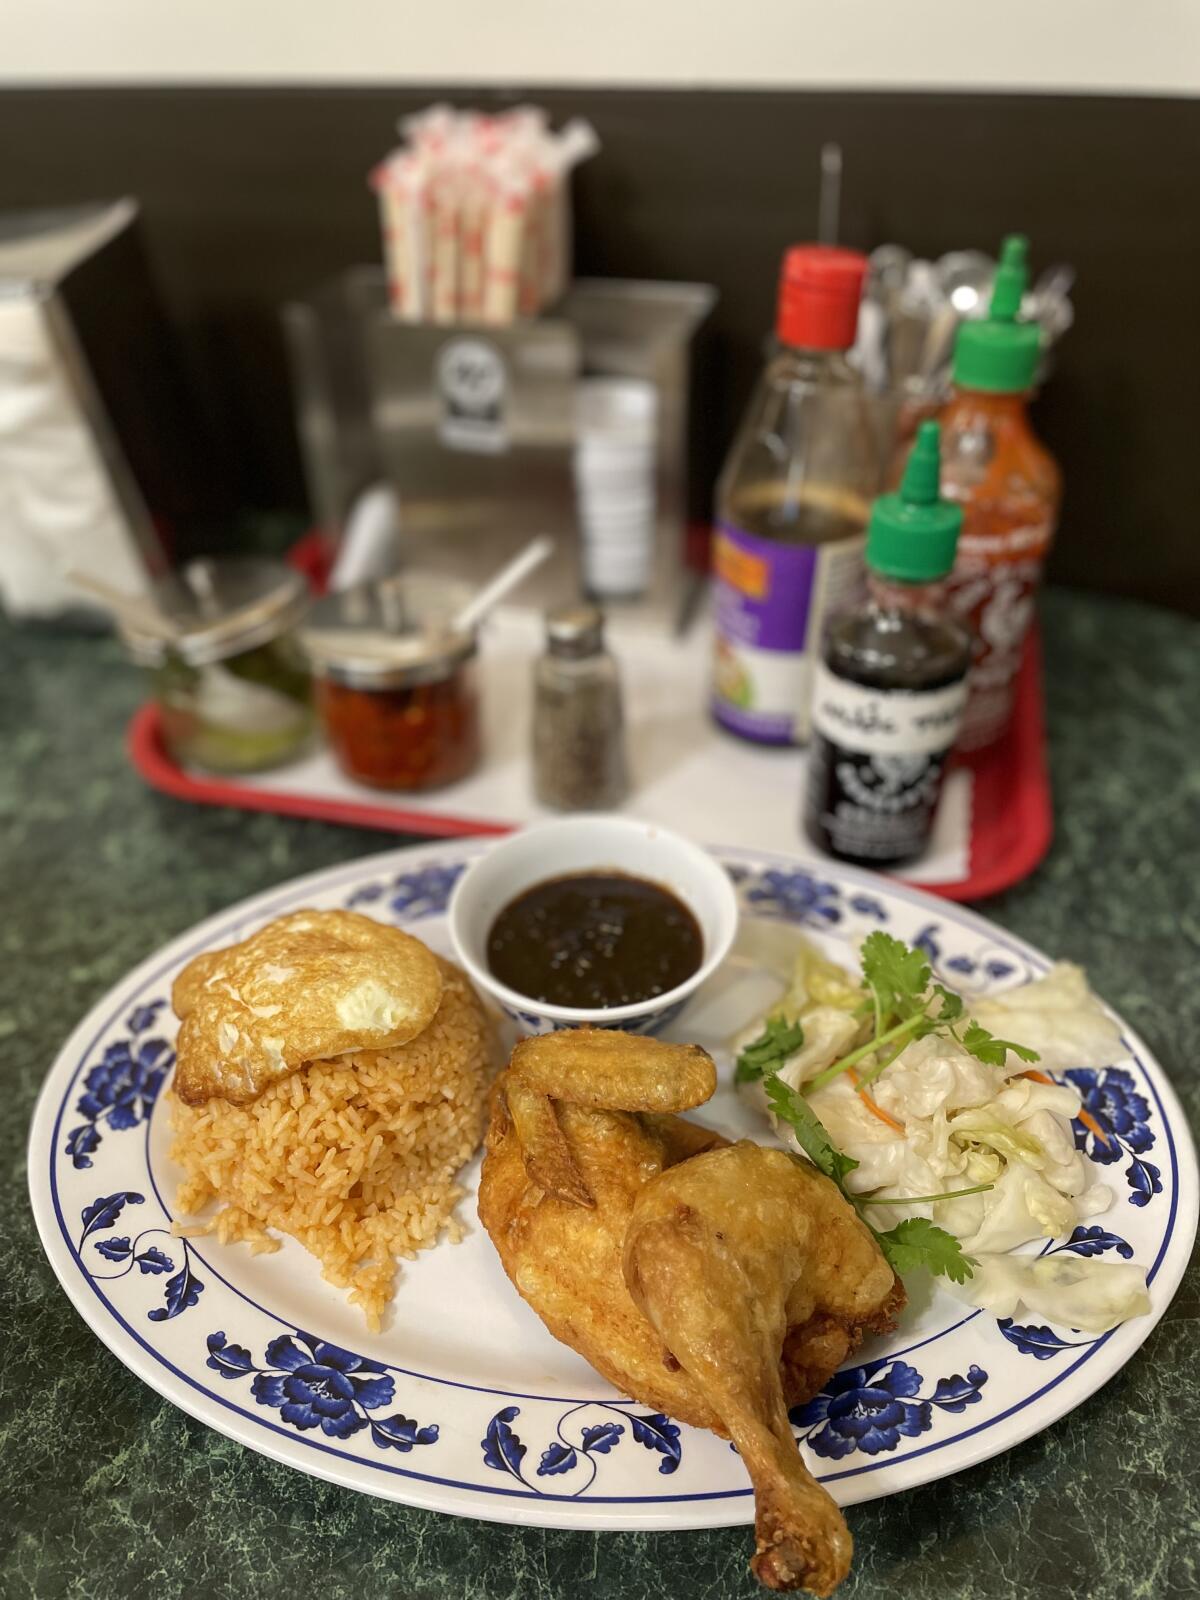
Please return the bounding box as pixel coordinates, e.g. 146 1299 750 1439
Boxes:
711 246 878 746
804 421 971 867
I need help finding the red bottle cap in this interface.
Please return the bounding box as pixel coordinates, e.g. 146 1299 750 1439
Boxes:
776 245 869 351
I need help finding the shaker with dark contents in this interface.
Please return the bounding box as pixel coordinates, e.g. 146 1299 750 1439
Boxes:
532 605 629 810
486 871 702 1010
804 421 971 867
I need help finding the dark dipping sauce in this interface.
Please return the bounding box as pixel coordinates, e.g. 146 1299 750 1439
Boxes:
486 871 704 1010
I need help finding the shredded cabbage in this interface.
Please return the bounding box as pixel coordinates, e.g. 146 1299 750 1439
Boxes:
774 1008 862 1087
970 962 1124 1071
743 943 1149 1333
872 1037 1004 1121
949 1109 1048 1169
936 1161 1077 1254
952 1253 1151 1333
733 934 867 1113
776 938 865 1023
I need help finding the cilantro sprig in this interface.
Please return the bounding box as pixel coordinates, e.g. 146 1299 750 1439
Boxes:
958 1020 1040 1067
807 932 1039 1093
735 1015 806 1083
766 1076 981 1285
766 1078 860 1187
874 1217 978 1285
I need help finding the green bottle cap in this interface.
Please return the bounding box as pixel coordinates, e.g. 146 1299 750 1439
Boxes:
951 234 1041 393
866 420 963 582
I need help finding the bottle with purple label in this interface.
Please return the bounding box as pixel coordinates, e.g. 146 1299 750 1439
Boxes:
711 245 879 745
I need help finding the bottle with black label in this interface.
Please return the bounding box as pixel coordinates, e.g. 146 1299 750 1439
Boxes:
804 420 971 867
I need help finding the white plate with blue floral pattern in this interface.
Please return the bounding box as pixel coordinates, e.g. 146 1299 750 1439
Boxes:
28 840 1198 1530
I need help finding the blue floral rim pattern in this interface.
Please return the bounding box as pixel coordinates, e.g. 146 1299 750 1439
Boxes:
34 838 1191 1523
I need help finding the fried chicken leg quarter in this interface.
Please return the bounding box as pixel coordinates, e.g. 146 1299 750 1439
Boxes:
624 1144 896 1595
478 1030 904 1597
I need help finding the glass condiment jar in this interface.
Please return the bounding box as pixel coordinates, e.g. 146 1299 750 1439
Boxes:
120 558 314 773
303 576 481 791
532 605 629 810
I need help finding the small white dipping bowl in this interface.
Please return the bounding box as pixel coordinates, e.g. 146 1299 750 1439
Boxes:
447 815 739 1035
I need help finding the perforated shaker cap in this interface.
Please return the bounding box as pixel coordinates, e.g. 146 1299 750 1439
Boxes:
545 604 605 657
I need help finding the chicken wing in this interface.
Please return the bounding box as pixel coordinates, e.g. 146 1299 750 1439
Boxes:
478 1029 904 1595
479 1029 732 1423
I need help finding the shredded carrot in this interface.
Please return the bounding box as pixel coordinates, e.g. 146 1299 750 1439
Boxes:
847 1067 906 1135
1020 1068 1111 1145
1072 1109 1113 1145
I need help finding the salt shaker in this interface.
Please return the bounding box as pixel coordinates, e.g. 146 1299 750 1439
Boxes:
532 605 629 810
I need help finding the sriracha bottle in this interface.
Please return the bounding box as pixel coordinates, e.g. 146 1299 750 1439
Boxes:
928 235 1062 751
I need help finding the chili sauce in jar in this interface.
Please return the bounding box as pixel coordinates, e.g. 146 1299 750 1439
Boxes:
302 576 481 791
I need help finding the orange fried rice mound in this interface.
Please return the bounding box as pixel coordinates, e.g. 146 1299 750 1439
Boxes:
168 956 495 1331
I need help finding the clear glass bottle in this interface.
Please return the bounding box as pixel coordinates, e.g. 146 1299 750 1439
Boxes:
711 245 880 747
805 421 972 867
532 605 629 811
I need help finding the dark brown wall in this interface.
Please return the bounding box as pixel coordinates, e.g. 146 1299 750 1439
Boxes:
2 86 1198 612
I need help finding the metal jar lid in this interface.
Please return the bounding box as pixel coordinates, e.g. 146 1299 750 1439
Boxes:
301 574 477 690
119 558 311 668
545 603 605 658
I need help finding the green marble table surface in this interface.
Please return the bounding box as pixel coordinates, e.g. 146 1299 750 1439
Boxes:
2 587 1197 1600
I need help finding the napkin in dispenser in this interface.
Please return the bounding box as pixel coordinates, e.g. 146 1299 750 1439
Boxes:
0 200 217 621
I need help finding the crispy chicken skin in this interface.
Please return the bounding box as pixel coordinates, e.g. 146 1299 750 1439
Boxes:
478 1029 904 1595
625 1142 900 1594
478 1030 732 1424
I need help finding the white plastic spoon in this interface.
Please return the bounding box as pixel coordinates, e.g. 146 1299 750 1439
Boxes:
450 535 554 635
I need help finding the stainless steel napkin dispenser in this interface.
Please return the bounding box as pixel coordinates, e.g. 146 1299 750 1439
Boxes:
283 272 715 615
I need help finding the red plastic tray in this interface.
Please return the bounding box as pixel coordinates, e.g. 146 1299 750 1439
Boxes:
944 629 1053 899
127 628 1051 904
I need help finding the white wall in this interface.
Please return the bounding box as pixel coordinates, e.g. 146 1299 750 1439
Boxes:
4 0 1200 95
